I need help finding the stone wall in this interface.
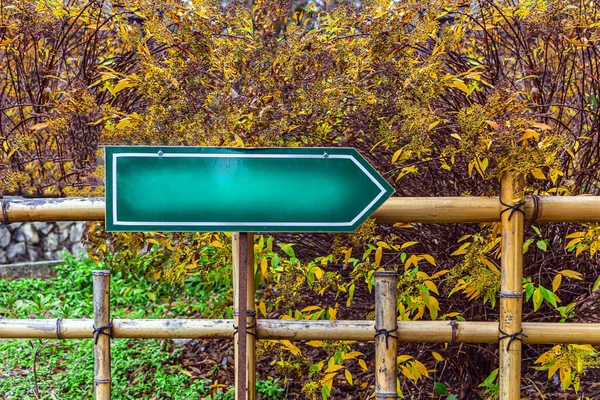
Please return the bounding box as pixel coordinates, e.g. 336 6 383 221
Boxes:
0 222 85 264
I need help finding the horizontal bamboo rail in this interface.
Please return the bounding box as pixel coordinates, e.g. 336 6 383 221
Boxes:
3 196 600 224
2 197 105 223
2 319 600 344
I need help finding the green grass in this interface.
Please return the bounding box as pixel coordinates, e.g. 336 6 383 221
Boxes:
0 255 283 400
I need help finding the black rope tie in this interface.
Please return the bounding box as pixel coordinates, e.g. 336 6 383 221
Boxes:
233 310 257 338
499 327 528 350
1 199 9 224
374 326 398 349
499 194 526 221
448 320 459 345
56 318 63 339
93 319 113 344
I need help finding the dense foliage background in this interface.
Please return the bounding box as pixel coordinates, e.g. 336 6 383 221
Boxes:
1 0 600 398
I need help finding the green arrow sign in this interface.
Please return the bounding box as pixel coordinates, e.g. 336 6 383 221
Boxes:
105 147 394 232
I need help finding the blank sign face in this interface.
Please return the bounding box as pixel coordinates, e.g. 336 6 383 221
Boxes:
105 147 394 232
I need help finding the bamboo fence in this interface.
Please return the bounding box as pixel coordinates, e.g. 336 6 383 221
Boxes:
1 173 600 399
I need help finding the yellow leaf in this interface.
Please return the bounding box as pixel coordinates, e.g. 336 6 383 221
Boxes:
146 292 156 301
481 257 499 272
428 120 440 130
391 149 403 164
552 274 562 293
358 359 368 371
448 78 470 94
450 133 462 140
451 245 469 256
518 129 540 142
591 241 599 257
401 241 418 250
565 238 581 250
180 369 193 378
431 351 444 361
313 266 324 280
322 373 337 391
344 369 353 385
324 364 344 373
234 134 244 147
424 280 439 295
485 120 501 130
261 258 268 279
259 301 267 317
405 254 419 270
116 118 135 129
374 246 383 267
416 271 430 280
401 365 417 381
306 340 323 347
533 288 543 310
574 344 595 352
559 270 583 280
112 78 136 95
430 269 449 279
549 168 563 185
560 367 572 390
302 305 321 312
531 168 546 180
421 254 436 266
414 360 429 377
343 351 364 360
328 307 337 320
376 241 391 250
280 340 302 356
344 247 353 263
565 232 585 239
30 123 48 130
137 42 150 56
393 223 414 229
532 122 552 130
397 355 413 363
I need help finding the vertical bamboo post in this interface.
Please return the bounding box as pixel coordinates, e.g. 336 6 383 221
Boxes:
245 233 256 400
374 271 398 400
499 172 525 400
93 270 111 400
233 233 256 400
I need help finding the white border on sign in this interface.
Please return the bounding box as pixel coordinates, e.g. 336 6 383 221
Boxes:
112 152 387 227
